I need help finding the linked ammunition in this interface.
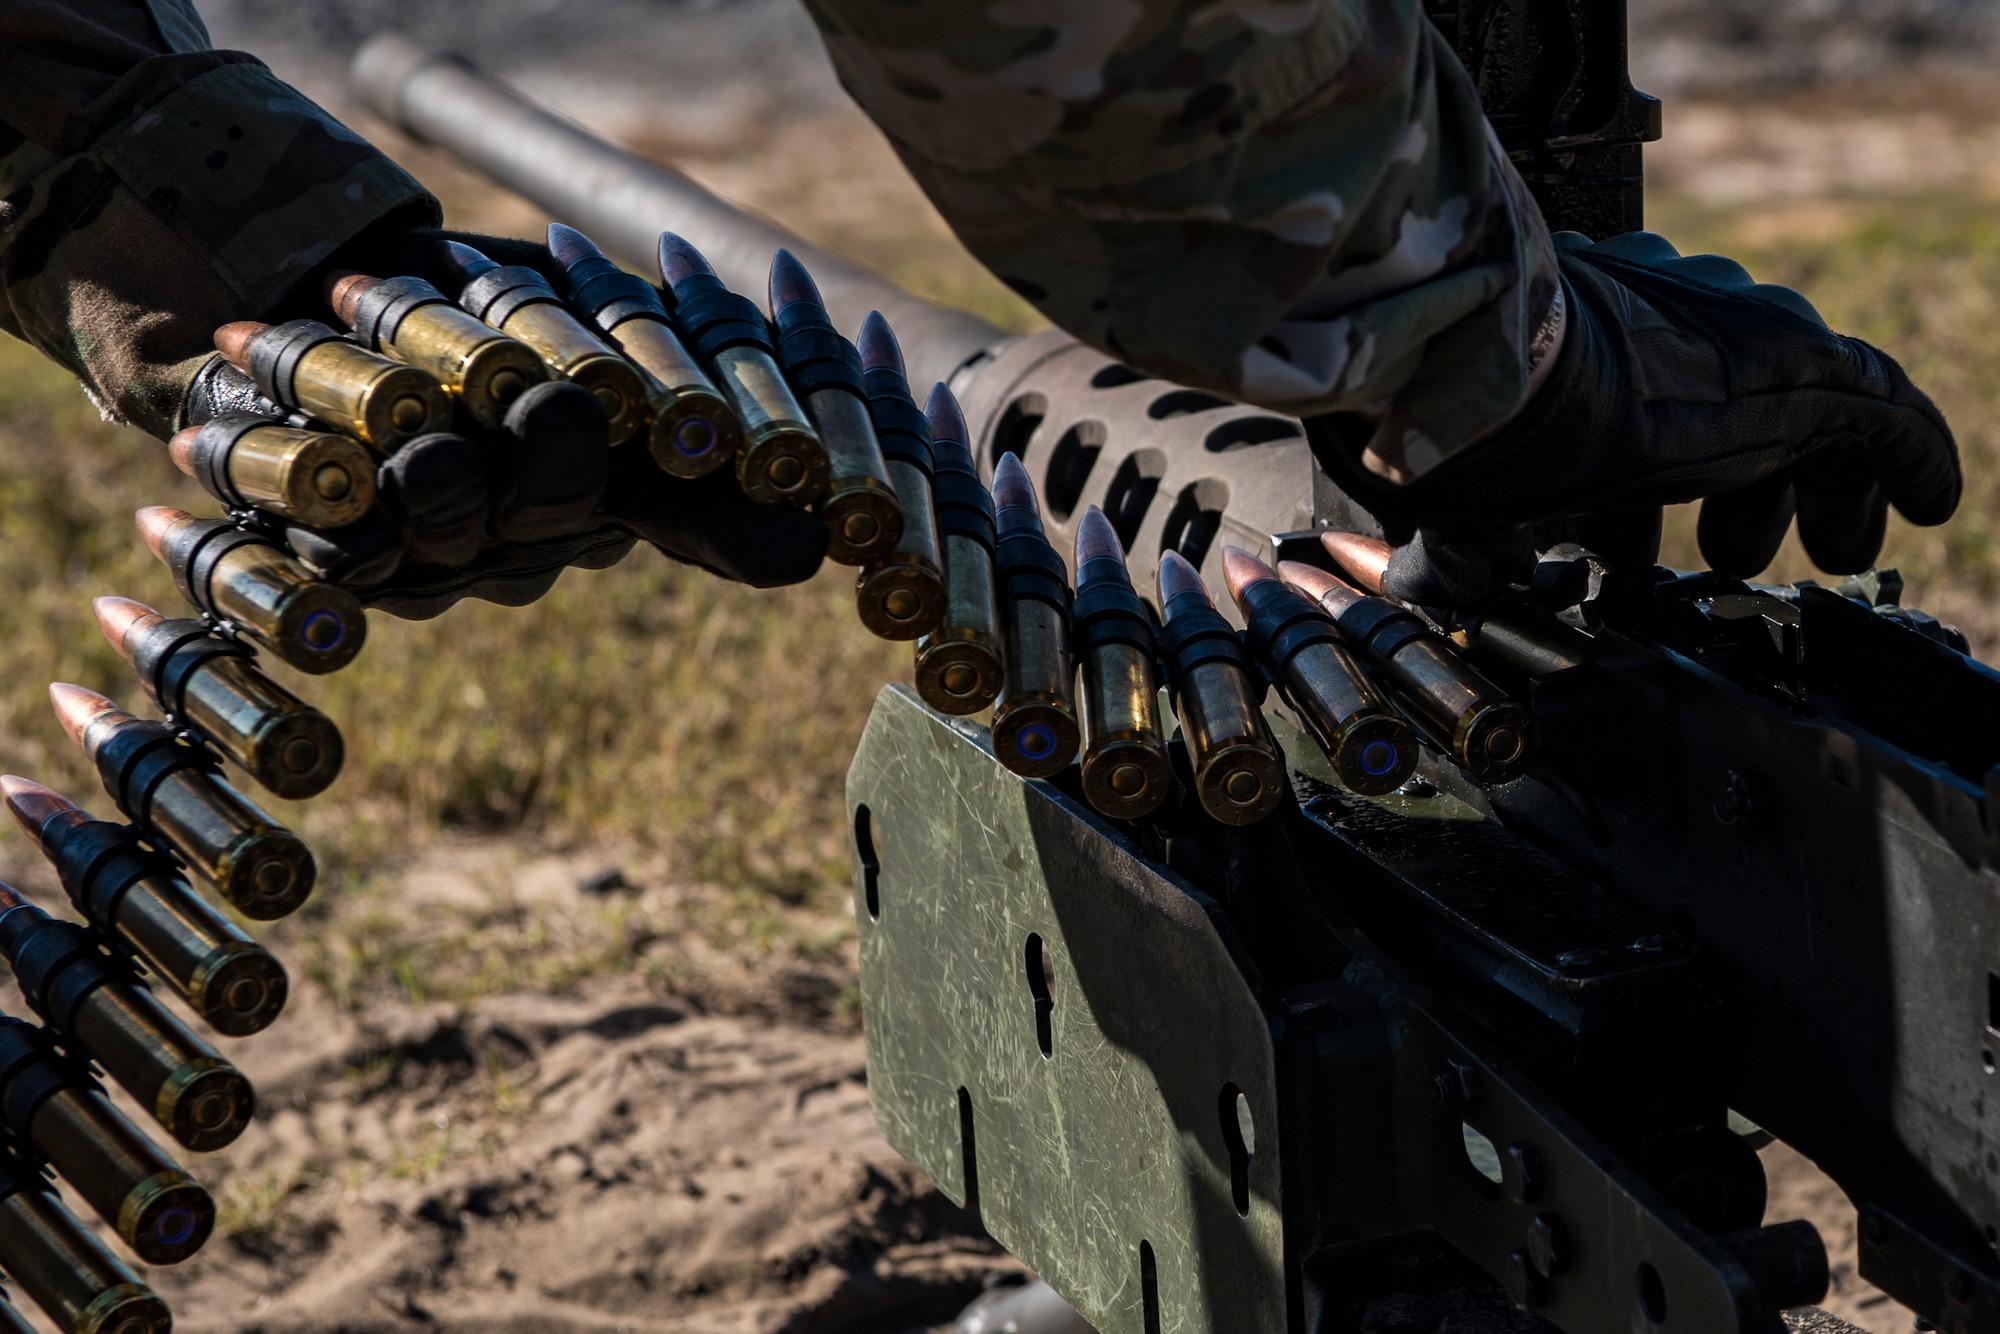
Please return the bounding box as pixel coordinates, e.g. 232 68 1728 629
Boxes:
0 1288 27 1334
1279 561 1534 784
0 1148 171 1334
438 241 649 447
3 778 287 1038
1070 508 1172 820
0 1015 212 1264
51 686 315 921
988 454 1080 778
326 270 549 429
1223 547 1417 797
137 506 366 675
548 224 740 478
1319 531 1593 679
1156 552 1286 825
213 319 451 452
912 386 1003 715
769 251 901 565
657 233 829 507
95 597 342 801
0 885 250 1152
851 315 947 640
168 413 376 532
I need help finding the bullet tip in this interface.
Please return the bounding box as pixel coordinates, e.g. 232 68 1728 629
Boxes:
767 249 822 314
1277 560 1355 609
211 321 266 370
323 270 379 326
1156 549 1211 607
1319 530 1393 596
1221 545 1278 604
923 384 967 447
92 596 161 657
856 311 904 375
546 222 602 268
656 232 715 286
166 426 200 479
990 451 1038 514
1074 506 1124 567
0 776 79 842
134 506 189 564
48 683 120 751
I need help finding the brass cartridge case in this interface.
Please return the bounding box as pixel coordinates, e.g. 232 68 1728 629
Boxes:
1226 549 1415 796
140 508 366 675
768 252 901 564
103 599 343 801
8 784 287 1037
0 1164 171 1334
57 689 316 921
913 388 1003 716
221 319 452 452
1281 564 1533 784
29 1089 211 1264
330 273 549 429
988 454 1079 778
0 1020 212 1264
852 315 945 640
172 415 376 530
659 235 829 508
446 244 649 447
1070 509 1171 820
551 223 741 478
0 886 250 1150
1158 552 1285 825
615 321 741 477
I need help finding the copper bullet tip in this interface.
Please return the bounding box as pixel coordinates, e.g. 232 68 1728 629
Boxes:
134 507 190 564
92 596 162 658
546 222 603 269
1074 506 1125 568
0 883 27 915
0 776 79 844
924 384 967 447
323 270 380 326
1157 549 1210 609
856 311 904 376
991 451 1040 518
167 426 201 479
1222 546 1279 605
767 249 822 314
1319 531 1393 596
211 322 266 371
656 232 716 287
48 683 122 751
1278 561 1361 613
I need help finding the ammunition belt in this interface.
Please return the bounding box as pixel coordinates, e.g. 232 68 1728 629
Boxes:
89 720 218 829
242 320 344 411
561 255 669 329
1334 596 1432 660
133 619 253 720
459 265 562 327
862 367 933 477
994 534 1072 617
775 322 867 402
50 821 180 934
1158 590 1264 701
346 275 453 351
1239 580 1342 668
1071 578 1155 657
669 275 772 359
0 1022 86 1144
187 415 274 511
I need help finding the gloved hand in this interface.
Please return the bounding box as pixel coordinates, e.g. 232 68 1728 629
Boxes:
185 226 826 621
1307 231 1961 605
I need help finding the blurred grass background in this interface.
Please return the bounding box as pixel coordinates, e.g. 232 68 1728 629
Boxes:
0 107 1993 1020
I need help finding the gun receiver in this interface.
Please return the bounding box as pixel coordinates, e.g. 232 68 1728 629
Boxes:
358 31 1997 1334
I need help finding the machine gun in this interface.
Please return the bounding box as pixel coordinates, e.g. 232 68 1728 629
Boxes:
352 12 2000 1332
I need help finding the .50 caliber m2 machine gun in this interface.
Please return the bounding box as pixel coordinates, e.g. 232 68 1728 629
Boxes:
354 10 2000 1333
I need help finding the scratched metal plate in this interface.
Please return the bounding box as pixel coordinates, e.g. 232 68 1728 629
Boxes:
847 685 1287 1334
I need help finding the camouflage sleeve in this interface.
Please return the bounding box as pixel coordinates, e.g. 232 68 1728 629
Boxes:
806 0 1561 480
0 0 441 439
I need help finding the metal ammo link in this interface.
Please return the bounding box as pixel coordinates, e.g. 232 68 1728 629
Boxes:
89 721 219 830
1237 576 1344 673
861 363 935 479
1157 588 1265 703
49 821 182 934
241 319 345 409
458 264 565 327
666 274 774 361
1071 575 1156 659
345 274 454 352
560 257 669 329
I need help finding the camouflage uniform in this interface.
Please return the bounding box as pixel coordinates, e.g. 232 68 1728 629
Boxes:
0 0 438 439
809 0 1561 482
0 0 1552 474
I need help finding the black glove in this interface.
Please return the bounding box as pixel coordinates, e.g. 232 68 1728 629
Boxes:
1307 231 1961 605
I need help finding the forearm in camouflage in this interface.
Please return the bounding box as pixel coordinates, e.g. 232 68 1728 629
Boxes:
0 0 439 439
806 0 1559 479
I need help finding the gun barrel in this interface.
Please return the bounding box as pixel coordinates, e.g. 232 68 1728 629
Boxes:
350 34 1004 394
